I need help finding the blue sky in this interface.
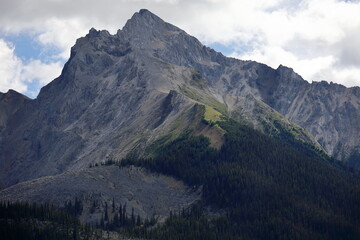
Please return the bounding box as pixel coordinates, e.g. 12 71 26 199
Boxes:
5 33 63 62
5 34 42 60
1 0 360 98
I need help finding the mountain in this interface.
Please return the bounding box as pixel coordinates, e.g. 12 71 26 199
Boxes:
1 9 360 239
0 9 322 189
1 10 360 189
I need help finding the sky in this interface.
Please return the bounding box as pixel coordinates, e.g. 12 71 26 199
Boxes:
1 0 360 98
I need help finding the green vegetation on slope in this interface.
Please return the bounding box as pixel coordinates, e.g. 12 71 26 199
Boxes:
178 83 228 115
120 118 360 240
204 105 222 122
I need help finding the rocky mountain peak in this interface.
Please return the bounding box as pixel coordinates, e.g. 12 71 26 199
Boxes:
125 8 180 32
2 9 360 190
2 10 360 238
117 9 182 42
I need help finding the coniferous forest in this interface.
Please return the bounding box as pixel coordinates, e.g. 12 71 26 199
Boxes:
0 199 155 240
0 201 98 240
2 119 360 239
120 119 360 239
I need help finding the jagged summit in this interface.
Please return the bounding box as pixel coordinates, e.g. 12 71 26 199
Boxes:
116 9 188 55
120 9 180 34
87 27 110 38
139 8 151 14
83 10 166 40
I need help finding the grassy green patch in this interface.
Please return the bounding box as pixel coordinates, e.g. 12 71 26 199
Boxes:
204 105 222 122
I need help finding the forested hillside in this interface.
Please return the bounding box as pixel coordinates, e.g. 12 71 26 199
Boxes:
120 118 360 239
2 115 360 240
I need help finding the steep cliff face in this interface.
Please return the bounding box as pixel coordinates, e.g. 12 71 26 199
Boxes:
1 9 359 190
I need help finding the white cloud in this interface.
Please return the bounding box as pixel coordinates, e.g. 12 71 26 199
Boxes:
202 0 360 85
234 46 336 82
22 60 63 86
316 67 360 87
0 39 27 93
37 17 90 59
0 0 360 94
0 38 63 98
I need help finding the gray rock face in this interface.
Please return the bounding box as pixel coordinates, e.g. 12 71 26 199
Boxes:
0 11 198 188
0 166 201 224
248 65 360 162
1 9 360 193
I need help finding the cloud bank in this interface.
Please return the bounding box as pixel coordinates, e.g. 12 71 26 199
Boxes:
1 0 360 97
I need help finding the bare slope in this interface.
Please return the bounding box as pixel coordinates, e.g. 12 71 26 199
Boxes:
0 166 201 224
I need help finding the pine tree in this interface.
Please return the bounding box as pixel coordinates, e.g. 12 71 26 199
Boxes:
113 213 119 228
119 204 123 226
131 208 135 226
136 214 141 226
104 202 109 222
